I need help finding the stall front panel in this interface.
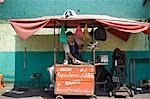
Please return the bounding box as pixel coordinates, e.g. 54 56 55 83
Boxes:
55 64 95 96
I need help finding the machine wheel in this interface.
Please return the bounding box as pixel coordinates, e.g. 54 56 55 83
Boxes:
108 91 113 97
55 95 64 99
90 95 97 99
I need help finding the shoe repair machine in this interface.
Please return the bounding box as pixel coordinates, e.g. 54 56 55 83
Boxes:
109 48 134 97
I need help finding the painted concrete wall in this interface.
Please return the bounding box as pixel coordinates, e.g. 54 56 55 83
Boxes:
0 0 149 19
0 21 149 84
0 0 149 86
1 20 149 52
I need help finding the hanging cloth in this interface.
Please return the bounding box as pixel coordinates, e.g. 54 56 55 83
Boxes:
94 25 107 41
107 28 131 41
59 25 67 44
74 24 83 39
83 24 90 40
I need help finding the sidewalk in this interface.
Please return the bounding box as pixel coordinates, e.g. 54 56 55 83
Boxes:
0 83 149 99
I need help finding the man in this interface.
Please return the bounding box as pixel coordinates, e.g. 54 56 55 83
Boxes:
63 31 83 64
47 31 83 87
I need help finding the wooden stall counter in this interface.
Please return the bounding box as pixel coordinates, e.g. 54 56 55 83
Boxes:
55 64 95 96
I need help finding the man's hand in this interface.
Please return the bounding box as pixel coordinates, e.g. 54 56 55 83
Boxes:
63 60 68 65
72 58 84 65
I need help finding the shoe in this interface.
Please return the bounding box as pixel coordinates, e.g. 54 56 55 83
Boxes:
49 84 54 87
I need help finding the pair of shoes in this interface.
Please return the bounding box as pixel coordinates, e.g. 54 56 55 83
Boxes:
49 84 54 87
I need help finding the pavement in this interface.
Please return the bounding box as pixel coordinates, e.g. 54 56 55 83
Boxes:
0 83 150 99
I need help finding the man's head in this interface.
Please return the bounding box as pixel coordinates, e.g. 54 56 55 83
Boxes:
66 31 74 43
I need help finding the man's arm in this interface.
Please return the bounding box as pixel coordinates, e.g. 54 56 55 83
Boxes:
63 43 76 60
63 43 83 64
67 52 75 60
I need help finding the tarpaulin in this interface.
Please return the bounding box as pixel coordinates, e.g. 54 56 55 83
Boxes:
107 28 131 41
9 18 50 40
9 15 150 40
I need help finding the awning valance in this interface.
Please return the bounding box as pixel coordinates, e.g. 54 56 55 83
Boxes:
9 15 150 40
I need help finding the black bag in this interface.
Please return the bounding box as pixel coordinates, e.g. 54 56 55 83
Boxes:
113 48 126 65
94 25 107 41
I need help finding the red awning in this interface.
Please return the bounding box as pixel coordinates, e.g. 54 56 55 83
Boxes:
9 15 150 40
107 28 131 41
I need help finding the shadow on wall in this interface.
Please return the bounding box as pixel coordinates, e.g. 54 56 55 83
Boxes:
14 35 65 88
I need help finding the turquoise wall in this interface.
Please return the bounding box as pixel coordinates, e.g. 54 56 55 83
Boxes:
0 0 150 87
0 52 15 82
0 0 149 19
0 51 149 87
12 51 149 87
0 28 149 87
14 52 55 87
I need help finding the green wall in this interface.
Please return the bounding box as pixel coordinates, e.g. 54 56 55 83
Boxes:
14 52 55 87
13 51 150 87
0 50 149 87
0 25 149 86
0 52 15 82
0 0 150 87
0 0 149 19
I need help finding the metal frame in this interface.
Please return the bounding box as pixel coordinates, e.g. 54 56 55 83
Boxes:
52 19 97 99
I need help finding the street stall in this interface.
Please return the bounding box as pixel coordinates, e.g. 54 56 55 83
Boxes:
55 64 95 99
8 10 150 98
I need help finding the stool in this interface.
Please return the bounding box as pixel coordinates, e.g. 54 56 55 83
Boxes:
30 73 42 88
0 74 5 89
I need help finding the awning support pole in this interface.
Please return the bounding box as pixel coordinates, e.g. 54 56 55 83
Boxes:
92 20 96 65
54 20 56 67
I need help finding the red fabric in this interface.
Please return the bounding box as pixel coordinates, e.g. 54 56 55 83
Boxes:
107 28 131 41
143 26 150 34
96 19 150 33
74 25 83 39
0 0 4 3
9 18 50 40
9 15 150 40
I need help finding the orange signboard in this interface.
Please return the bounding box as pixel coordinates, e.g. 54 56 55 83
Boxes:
56 72 94 81
55 65 95 81
55 81 94 95
55 65 95 96
55 65 95 73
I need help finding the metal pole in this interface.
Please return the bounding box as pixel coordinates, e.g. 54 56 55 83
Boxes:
92 21 95 65
23 46 26 86
57 25 61 63
24 46 26 70
129 58 131 85
133 59 136 85
53 20 56 66
22 39 27 87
